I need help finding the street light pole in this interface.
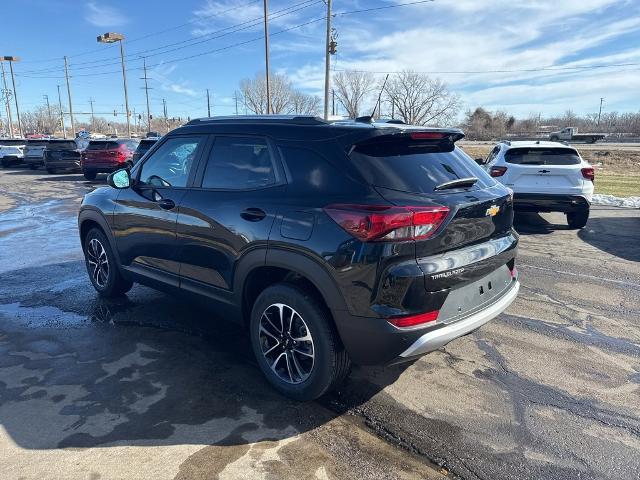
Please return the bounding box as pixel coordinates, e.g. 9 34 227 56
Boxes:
0 61 13 137
263 0 271 114
3 57 23 137
97 33 131 137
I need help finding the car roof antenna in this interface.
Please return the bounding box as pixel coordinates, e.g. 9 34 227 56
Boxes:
370 74 390 120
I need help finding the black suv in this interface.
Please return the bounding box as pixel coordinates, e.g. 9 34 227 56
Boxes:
78 116 519 400
44 139 81 173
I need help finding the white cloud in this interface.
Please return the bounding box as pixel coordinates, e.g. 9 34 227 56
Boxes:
85 2 129 28
150 64 198 97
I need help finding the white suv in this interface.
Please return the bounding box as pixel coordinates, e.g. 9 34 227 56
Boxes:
478 141 594 229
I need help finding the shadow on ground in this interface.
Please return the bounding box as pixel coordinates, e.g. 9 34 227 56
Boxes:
513 212 570 234
0 259 409 452
578 214 640 262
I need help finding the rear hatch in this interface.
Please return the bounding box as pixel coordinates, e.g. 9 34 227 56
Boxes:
502 147 584 194
346 130 515 292
46 140 79 160
83 141 121 166
25 141 48 158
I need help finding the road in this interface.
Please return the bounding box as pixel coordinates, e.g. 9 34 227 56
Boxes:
1 168 639 480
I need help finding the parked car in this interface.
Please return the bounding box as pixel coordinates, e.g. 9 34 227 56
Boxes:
477 140 594 228
44 139 82 174
549 127 605 144
80 138 140 180
78 116 520 400
0 138 26 167
132 137 159 164
24 139 50 169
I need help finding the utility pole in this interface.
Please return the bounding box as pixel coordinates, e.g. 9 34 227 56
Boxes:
597 97 604 126
332 89 335 116
64 56 75 137
162 98 168 133
263 0 271 114
0 62 13 137
57 85 66 139
88 97 95 131
43 94 51 118
141 57 152 133
4 57 23 137
207 88 211 117
323 0 332 120
234 91 239 115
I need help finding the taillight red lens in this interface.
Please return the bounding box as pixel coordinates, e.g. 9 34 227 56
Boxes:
581 167 595 182
324 204 450 242
388 310 439 328
490 166 508 177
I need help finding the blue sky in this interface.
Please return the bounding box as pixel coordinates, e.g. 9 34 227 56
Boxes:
2 0 640 123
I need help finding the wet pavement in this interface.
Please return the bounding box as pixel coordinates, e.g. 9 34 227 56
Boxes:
0 167 639 480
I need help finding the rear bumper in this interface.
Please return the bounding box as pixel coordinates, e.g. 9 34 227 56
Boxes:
45 157 81 170
25 156 44 165
334 274 519 365
399 280 519 358
81 163 125 174
513 193 590 213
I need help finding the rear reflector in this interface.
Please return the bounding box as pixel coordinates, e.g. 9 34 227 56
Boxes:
490 166 508 177
388 310 439 328
581 167 595 182
409 132 447 140
510 266 518 279
324 204 450 242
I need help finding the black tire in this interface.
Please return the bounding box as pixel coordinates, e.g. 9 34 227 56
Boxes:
83 227 133 297
46 167 56 174
29 163 38 170
1 160 8 168
249 283 351 401
567 209 589 229
83 170 97 181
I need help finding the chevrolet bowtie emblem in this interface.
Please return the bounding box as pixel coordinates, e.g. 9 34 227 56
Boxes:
486 205 500 217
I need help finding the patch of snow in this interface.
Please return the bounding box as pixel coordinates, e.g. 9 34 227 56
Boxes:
592 194 640 208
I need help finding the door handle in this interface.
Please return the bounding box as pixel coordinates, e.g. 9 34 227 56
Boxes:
241 208 266 221
158 198 176 210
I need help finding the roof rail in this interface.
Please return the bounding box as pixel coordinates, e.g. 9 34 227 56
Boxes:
185 115 327 126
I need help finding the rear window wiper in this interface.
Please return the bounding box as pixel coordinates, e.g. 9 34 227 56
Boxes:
434 177 479 191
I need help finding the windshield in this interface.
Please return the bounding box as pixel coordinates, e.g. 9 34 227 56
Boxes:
349 145 495 194
505 148 581 165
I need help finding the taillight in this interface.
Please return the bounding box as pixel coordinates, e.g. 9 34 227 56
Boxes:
324 204 450 242
490 166 508 177
581 167 595 182
388 310 439 328
410 132 446 140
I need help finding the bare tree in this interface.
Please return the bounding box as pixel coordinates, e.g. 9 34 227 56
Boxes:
290 91 321 115
240 73 295 114
385 71 459 126
333 70 375 118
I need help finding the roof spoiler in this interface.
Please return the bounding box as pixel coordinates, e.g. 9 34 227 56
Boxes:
348 128 465 155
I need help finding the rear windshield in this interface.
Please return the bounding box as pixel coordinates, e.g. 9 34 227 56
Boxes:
87 141 118 150
47 141 77 149
27 141 48 146
505 148 581 165
349 145 495 194
0 139 25 146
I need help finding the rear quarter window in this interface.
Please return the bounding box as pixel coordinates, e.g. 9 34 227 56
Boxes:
349 145 496 194
505 148 581 165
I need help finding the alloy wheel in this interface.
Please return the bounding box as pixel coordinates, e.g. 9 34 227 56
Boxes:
87 238 110 288
259 303 315 384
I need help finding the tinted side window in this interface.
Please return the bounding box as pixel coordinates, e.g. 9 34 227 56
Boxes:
201 136 277 190
139 136 202 188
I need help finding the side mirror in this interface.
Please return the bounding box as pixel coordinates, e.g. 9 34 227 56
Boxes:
474 158 485 166
107 168 131 189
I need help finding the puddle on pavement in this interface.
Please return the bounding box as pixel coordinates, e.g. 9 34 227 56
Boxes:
0 199 82 273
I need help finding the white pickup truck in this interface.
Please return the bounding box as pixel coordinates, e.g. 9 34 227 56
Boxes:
548 127 605 144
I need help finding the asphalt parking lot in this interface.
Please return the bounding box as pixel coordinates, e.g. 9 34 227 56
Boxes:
1 168 639 480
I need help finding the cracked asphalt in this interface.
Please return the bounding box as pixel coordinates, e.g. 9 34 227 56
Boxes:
0 168 638 480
